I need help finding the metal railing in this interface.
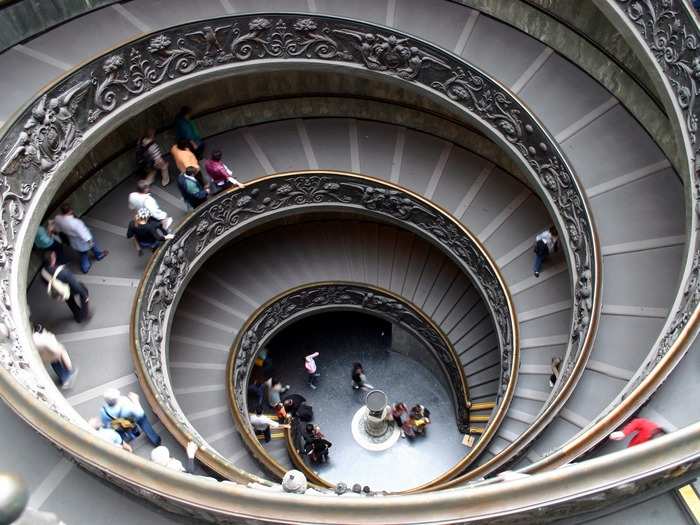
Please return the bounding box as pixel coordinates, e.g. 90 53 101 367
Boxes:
226 281 473 486
132 172 517 484
0 13 599 490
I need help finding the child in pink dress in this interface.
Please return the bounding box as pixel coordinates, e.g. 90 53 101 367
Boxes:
304 352 320 390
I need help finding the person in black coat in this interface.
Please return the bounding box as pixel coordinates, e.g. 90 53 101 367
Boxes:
282 393 307 417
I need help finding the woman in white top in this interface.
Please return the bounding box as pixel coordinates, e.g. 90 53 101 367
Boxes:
533 226 558 277
33 324 78 389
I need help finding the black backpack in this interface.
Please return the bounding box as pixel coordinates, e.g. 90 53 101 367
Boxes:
135 139 153 171
296 403 314 422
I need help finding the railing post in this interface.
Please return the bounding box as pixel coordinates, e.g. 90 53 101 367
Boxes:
0 472 28 525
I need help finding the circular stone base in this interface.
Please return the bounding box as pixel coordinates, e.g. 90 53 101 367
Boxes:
350 406 400 451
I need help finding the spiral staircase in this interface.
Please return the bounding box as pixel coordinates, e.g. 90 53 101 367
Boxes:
0 0 699 523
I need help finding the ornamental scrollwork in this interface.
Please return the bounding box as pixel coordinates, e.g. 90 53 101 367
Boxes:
616 0 700 215
599 0 700 425
0 80 91 177
617 0 700 152
0 13 593 480
229 283 471 435
0 18 594 400
134 173 514 478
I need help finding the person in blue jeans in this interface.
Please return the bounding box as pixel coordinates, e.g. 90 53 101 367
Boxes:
100 388 161 446
53 203 108 273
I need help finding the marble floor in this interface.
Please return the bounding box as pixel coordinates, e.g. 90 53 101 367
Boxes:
262 312 467 492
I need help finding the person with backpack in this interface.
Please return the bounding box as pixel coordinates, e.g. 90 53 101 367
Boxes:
33 323 78 389
126 208 174 255
532 226 558 278
136 128 170 186
249 407 289 443
177 166 209 209
171 139 201 177
304 433 332 464
89 417 132 452
41 250 90 323
100 388 161 446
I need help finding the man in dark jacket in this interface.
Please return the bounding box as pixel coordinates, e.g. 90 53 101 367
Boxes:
177 166 208 209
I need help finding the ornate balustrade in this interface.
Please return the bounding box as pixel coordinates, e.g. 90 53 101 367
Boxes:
499 0 700 476
0 6 693 522
226 281 471 485
0 13 598 487
132 171 516 481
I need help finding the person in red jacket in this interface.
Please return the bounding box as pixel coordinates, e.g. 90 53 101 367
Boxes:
609 417 666 447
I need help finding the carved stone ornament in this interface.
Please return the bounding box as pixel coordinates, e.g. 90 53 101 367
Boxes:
0 15 597 453
7 10 686 520
134 172 514 478
578 0 700 427
229 283 472 438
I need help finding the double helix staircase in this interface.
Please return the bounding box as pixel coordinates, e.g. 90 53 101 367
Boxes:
0 1 698 523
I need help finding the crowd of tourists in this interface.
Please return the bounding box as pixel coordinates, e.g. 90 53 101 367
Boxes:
28 105 667 487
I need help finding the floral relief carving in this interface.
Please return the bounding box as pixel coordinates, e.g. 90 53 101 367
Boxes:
135 174 513 477
230 284 472 435
0 8 695 521
0 13 600 487
0 80 91 176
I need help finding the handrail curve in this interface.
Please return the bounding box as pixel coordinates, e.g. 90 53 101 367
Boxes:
496 0 700 476
132 171 517 485
225 281 472 489
0 13 598 488
0 8 695 521
3 367 700 524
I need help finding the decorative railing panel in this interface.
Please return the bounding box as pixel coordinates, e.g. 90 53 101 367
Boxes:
226 281 470 483
0 14 598 484
133 171 516 481
510 0 700 474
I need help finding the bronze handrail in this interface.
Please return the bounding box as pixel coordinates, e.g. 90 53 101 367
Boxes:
0 13 597 497
131 172 517 488
225 280 475 490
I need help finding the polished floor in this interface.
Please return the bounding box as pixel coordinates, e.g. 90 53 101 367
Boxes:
263 312 466 492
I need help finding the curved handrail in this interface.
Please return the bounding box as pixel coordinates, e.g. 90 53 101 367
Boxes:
132 171 517 485
225 281 472 488
0 13 599 489
502 0 700 475
3 365 700 524
284 420 334 489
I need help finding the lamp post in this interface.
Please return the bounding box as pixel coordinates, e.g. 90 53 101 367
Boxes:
364 390 389 437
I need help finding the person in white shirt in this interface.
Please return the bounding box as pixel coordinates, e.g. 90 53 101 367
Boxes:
100 388 161 446
33 323 78 389
150 441 198 473
249 407 289 442
53 203 108 273
533 226 558 278
128 180 174 231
